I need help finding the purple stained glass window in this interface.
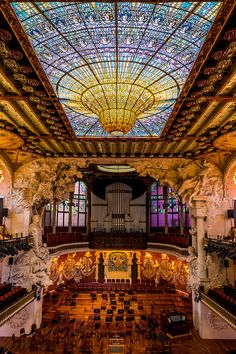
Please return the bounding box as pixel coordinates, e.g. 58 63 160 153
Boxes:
150 181 189 229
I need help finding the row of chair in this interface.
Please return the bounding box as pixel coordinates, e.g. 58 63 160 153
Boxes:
0 286 27 312
223 285 236 300
0 283 12 296
208 288 236 315
62 280 176 293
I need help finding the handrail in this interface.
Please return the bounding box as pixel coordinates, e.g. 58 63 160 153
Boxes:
147 242 188 257
200 292 236 330
49 241 89 255
0 289 36 327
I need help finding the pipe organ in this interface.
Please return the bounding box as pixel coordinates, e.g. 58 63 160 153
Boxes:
91 182 146 233
106 182 132 232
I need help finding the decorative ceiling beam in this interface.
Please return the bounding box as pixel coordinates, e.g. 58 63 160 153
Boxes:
8 0 222 3
0 0 76 138
0 95 51 101
162 0 235 136
1 95 236 102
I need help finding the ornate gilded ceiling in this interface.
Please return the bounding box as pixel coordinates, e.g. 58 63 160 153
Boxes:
0 0 235 170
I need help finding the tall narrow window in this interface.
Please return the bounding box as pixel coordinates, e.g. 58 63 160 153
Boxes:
44 203 52 227
150 181 189 230
150 182 165 227
57 200 69 227
72 180 87 227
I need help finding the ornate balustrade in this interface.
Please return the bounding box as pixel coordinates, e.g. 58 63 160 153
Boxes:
0 289 36 327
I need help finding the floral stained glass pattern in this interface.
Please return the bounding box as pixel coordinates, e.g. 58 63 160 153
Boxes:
12 2 221 137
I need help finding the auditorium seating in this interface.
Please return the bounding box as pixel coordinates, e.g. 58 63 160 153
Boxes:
0 284 27 312
207 286 236 316
58 279 174 294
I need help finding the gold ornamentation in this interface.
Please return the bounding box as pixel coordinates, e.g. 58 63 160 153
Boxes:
0 128 24 149
214 131 236 151
0 169 4 183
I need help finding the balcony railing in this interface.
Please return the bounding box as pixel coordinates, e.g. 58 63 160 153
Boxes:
44 230 190 253
0 289 36 326
204 238 236 260
148 233 190 248
89 231 147 249
200 292 236 330
43 232 88 247
147 242 188 257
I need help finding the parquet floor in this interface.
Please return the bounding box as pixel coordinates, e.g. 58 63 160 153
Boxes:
0 288 236 354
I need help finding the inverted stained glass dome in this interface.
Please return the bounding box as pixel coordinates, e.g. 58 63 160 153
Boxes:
12 2 221 137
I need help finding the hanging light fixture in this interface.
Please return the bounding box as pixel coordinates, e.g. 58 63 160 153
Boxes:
81 83 155 135
0 169 4 183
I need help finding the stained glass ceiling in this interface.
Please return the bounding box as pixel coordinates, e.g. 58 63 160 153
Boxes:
12 2 221 137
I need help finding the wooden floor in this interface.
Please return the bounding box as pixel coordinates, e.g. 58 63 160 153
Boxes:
0 288 236 354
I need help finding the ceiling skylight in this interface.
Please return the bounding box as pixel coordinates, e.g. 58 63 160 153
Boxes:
12 2 221 137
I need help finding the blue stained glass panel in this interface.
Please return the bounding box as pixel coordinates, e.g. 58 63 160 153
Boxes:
12 1 221 137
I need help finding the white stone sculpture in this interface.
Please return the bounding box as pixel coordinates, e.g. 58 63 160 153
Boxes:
11 158 87 213
29 214 42 252
186 246 200 292
130 158 223 208
11 214 52 291
11 247 52 290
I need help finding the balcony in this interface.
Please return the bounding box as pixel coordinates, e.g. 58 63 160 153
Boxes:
0 237 32 259
204 238 236 260
148 232 190 248
200 292 236 330
43 232 88 248
0 289 36 326
89 231 147 249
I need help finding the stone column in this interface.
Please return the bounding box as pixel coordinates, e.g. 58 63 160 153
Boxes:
128 252 132 282
192 197 208 281
136 251 141 282
189 210 197 250
103 252 108 283
95 251 99 282
191 197 209 331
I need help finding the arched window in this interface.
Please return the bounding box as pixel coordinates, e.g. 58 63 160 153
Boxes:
150 181 190 230
44 180 87 228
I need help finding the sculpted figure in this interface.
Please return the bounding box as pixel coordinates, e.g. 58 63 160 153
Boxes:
12 247 52 290
29 214 42 252
11 216 51 290
186 246 199 292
